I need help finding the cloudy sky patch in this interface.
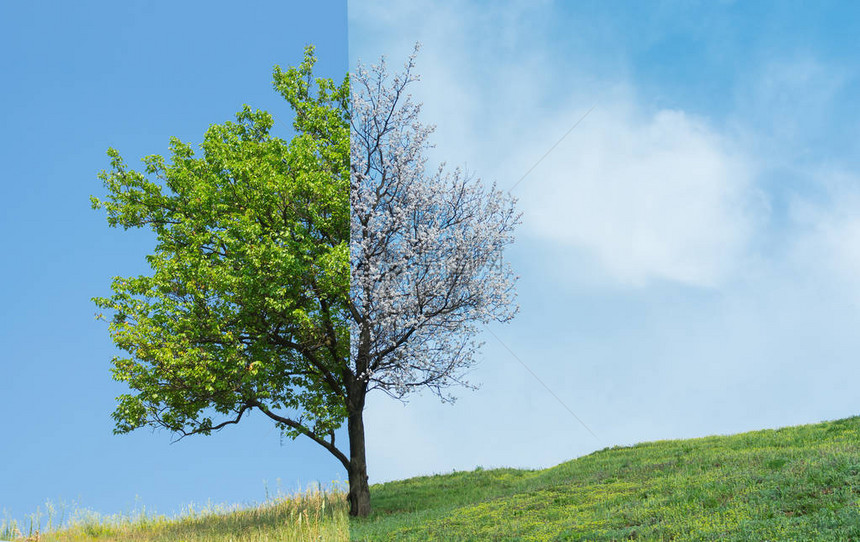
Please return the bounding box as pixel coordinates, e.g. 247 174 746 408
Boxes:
351 0 860 483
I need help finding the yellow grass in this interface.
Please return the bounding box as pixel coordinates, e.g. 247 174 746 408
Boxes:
2 485 348 542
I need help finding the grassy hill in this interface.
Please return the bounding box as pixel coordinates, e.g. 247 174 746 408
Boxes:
6 417 859 541
352 416 860 540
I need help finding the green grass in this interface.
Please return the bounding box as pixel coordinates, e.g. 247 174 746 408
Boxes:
350 416 860 541
6 417 859 541
1 486 348 542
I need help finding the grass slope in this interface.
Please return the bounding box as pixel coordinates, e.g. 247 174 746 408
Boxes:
351 416 860 541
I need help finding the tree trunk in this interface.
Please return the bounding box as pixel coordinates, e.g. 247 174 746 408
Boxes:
346 406 371 517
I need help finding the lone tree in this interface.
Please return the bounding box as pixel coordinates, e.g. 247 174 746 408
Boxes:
347 49 519 515
93 47 518 518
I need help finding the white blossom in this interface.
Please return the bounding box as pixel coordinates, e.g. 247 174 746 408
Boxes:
350 47 520 401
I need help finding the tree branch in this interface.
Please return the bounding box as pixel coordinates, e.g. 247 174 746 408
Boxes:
249 399 349 470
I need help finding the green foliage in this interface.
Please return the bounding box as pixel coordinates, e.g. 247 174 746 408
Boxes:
91 46 350 441
350 416 860 541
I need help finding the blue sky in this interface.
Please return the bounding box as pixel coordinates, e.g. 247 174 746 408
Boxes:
4 0 860 530
350 1 860 482
0 0 347 526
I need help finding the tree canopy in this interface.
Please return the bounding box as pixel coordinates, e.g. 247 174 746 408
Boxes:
94 46 519 518
92 46 351 462
350 49 520 402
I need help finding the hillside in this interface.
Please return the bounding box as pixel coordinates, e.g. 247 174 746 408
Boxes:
351 416 860 540
6 417 858 541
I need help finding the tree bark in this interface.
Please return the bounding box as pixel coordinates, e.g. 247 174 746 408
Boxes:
346 406 371 517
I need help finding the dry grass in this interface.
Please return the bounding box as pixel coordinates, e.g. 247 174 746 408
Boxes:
1 485 348 542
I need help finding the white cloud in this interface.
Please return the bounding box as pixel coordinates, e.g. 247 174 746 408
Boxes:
520 104 763 287
788 169 860 294
351 0 765 289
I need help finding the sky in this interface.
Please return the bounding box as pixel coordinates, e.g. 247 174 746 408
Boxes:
3 0 860 531
350 0 860 483
0 0 348 527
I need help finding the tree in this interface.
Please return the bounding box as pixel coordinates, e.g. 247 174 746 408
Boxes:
92 46 351 500
348 49 520 515
93 46 518 519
